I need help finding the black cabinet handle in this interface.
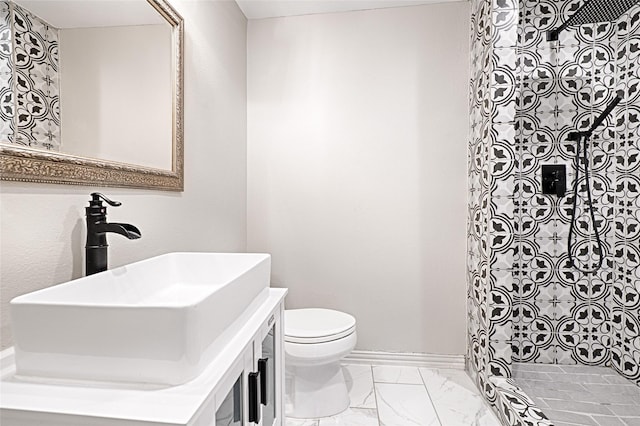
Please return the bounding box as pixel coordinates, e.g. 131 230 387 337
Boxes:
258 358 269 405
248 371 261 423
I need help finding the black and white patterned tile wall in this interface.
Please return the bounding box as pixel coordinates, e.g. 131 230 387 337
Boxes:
611 4 640 386
467 1 544 422
0 1 60 150
509 0 640 387
468 0 640 422
467 0 492 392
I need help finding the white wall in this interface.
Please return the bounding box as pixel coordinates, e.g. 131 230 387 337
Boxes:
59 24 173 170
0 0 248 350
247 3 470 354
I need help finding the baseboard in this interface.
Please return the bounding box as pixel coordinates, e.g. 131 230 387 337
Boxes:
2 347 465 374
344 350 466 370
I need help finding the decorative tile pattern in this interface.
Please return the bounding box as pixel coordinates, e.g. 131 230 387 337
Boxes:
510 0 640 382
4 1 60 150
468 0 640 423
467 0 495 400
491 376 553 426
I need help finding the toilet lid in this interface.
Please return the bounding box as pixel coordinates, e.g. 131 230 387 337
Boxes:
285 308 356 344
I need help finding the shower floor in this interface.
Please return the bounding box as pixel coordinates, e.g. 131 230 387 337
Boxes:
513 363 640 426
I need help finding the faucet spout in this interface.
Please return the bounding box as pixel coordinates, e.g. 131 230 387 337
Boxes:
94 223 142 240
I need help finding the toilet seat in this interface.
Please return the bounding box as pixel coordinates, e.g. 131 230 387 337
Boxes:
285 309 356 344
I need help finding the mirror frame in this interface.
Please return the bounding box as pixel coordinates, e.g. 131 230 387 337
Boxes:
0 0 184 191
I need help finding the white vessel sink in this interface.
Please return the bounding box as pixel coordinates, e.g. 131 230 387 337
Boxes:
10 252 271 385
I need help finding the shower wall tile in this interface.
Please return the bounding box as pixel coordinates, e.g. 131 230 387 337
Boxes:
470 0 640 422
493 9 519 48
491 376 554 426
471 0 640 400
614 6 640 387
468 0 494 395
505 0 640 372
488 339 513 377
493 0 517 10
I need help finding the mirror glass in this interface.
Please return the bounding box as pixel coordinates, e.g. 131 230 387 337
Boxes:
0 0 183 190
1 0 173 170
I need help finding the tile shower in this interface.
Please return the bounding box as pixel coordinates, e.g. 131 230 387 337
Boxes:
467 0 640 424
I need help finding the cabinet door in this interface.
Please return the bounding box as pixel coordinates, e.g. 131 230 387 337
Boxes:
214 347 254 426
215 374 243 426
259 325 276 426
255 306 283 426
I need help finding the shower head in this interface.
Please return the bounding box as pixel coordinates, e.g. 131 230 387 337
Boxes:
547 0 640 41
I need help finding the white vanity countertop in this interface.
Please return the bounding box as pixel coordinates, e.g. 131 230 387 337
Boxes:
0 288 287 425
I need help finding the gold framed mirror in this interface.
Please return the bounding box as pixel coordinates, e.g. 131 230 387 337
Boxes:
0 0 184 191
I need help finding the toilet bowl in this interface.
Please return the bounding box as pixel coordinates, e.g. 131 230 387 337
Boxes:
284 308 356 419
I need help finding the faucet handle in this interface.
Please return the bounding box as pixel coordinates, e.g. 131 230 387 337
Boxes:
90 192 122 207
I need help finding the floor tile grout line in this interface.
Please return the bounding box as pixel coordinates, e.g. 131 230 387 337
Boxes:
418 367 444 426
370 364 383 426
375 382 439 426
371 365 428 386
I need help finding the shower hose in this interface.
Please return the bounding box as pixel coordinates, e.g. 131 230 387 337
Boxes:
567 133 605 274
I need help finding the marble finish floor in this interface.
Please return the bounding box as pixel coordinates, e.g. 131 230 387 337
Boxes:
286 364 500 426
513 363 640 426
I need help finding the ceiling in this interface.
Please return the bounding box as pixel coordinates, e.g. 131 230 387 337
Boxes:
14 0 464 27
235 0 465 19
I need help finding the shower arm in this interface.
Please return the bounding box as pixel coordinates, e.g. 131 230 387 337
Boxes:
547 22 571 43
567 96 622 142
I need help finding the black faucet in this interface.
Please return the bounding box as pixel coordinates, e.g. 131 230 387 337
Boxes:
85 193 141 276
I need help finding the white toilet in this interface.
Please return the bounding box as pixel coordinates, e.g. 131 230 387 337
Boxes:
284 308 357 419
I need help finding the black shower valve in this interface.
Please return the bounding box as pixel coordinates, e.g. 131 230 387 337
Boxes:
542 164 567 197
